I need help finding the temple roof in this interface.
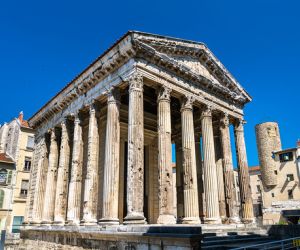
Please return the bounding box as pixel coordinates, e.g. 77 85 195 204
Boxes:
29 31 252 127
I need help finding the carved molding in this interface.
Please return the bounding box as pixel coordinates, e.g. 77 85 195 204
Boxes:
201 105 214 118
107 87 120 105
157 86 171 102
180 95 194 111
235 119 246 132
128 72 143 92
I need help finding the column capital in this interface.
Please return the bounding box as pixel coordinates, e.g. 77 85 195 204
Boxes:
48 128 56 140
201 105 214 118
107 87 120 105
88 99 97 114
180 95 194 112
220 113 230 127
157 85 171 102
128 72 143 92
234 119 246 132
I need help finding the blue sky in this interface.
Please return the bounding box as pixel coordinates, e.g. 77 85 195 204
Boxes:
0 0 299 167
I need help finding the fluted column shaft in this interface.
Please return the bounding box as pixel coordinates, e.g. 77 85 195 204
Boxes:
67 115 83 225
41 129 59 224
175 139 184 222
124 73 146 224
214 136 227 220
30 136 48 224
234 120 255 223
220 115 240 223
82 104 99 224
157 86 176 224
54 120 70 224
201 107 221 224
180 96 200 224
195 138 205 220
100 88 120 225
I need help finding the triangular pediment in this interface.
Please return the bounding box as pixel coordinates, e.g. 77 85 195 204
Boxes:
131 32 252 104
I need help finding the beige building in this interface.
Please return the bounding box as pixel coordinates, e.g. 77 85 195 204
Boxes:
256 122 300 225
0 112 34 234
248 166 262 218
22 31 255 249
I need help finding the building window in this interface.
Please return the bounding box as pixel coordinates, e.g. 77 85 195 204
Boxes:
279 152 293 162
274 170 278 175
20 180 29 198
24 157 31 171
288 189 294 199
26 136 34 150
271 193 275 198
0 189 4 208
0 169 7 184
287 174 294 182
11 216 24 233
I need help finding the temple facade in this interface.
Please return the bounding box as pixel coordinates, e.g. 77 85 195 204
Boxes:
22 31 255 249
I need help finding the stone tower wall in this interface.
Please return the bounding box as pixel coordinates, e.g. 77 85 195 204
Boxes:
255 122 282 187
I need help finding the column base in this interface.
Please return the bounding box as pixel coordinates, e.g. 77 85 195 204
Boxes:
228 216 241 224
181 217 201 224
30 220 42 225
123 213 146 225
157 214 176 225
52 220 65 225
80 220 98 226
241 217 256 224
66 220 80 226
204 217 222 224
98 218 119 225
40 220 52 225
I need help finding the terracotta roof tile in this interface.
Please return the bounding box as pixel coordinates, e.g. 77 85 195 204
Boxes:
0 153 14 164
21 120 31 128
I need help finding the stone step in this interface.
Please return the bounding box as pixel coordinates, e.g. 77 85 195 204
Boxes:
203 233 269 242
201 235 275 249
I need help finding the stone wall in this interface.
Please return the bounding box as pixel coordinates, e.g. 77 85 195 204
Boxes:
255 122 281 187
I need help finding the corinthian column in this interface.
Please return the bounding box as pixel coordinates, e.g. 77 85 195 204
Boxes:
67 114 83 225
234 119 255 223
30 135 49 224
214 135 227 220
157 86 176 224
54 119 71 224
220 114 240 223
82 103 99 225
124 73 146 224
195 137 205 220
41 128 59 224
175 139 184 222
180 95 200 224
201 106 221 224
99 88 120 225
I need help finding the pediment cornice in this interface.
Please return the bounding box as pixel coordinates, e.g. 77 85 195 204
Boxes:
132 33 251 104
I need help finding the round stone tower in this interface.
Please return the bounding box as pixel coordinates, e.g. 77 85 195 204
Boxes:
255 122 282 187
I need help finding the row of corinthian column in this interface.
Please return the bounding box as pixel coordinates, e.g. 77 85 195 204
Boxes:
29 73 254 226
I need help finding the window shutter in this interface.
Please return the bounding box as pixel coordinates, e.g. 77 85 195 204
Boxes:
7 171 12 184
0 190 4 208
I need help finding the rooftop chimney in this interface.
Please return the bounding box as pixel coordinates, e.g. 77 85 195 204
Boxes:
297 139 300 148
18 111 23 123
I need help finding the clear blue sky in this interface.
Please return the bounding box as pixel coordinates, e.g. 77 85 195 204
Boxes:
0 0 299 167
